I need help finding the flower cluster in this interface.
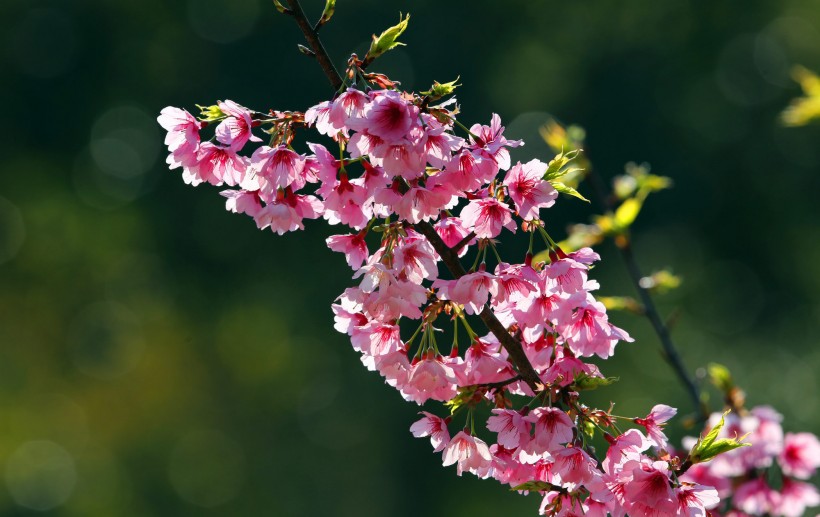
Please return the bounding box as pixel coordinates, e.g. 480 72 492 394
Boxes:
681 407 820 517
158 79 819 516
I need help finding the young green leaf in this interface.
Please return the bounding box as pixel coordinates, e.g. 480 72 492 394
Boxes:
544 149 583 181
317 0 336 27
421 77 461 100
366 14 410 63
511 481 563 493
196 104 225 122
688 410 750 464
549 180 589 202
613 197 643 230
571 374 619 391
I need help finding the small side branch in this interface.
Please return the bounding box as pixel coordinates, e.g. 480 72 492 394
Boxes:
586 169 707 421
282 0 542 392
283 0 343 91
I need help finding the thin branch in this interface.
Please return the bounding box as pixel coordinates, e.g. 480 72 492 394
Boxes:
281 0 543 392
413 221 542 391
283 0 343 91
585 168 708 421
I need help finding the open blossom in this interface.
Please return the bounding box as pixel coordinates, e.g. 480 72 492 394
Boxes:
349 90 418 144
221 189 262 218
487 408 531 449
560 296 632 359
193 142 248 186
251 145 306 191
779 432 820 479
402 355 458 404
469 113 523 171
518 407 575 463
326 233 369 269
460 197 516 238
158 106 201 168
215 99 261 150
635 404 677 450
442 431 493 477
410 412 451 452
503 159 558 220
161 85 820 517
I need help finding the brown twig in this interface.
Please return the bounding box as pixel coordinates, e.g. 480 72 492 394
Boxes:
283 0 343 91
281 0 542 392
585 168 708 421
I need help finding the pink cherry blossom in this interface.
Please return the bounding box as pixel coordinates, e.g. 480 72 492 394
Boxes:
503 159 558 220
326 233 369 269
221 189 262 218
733 478 780 516
775 479 820 517
410 412 451 452
392 232 439 283
460 197 516 239
621 460 677 516
193 142 248 186
433 216 474 257
442 431 493 477
436 149 499 192
328 88 369 133
469 113 523 171
518 407 575 463
779 432 820 479
251 145 306 191
391 184 456 224
349 90 418 144
635 404 677 450
560 297 632 359
215 99 261 150
454 339 515 385
158 106 202 168
675 483 721 517
487 408 532 449
304 100 336 137
403 355 458 404
254 192 322 235
433 271 499 315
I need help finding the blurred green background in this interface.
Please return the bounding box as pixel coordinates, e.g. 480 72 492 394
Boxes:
1 0 819 515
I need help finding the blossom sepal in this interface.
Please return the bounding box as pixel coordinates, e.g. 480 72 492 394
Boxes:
688 410 751 464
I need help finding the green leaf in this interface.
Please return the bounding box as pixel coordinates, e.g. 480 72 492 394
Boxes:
689 410 751 464
366 14 410 63
272 0 289 14
549 180 589 202
638 269 682 294
598 296 642 313
707 363 734 393
613 197 643 230
196 104 225 122
510 481 562 493
421 77 461 99
544 149 583 181
318 0 336 27
297 44 315 56
444 386 478 415
571 373 618 391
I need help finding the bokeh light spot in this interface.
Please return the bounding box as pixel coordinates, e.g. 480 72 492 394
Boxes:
5 440 77 511
168 429 246 507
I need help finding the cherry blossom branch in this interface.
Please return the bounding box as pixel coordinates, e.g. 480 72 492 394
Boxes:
586 169 707 421
412 221 542 391
282 0 543 392
283 0 343 91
